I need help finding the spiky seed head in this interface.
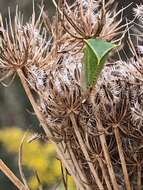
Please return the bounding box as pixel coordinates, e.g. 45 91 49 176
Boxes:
133 4 143 19
56 0 127 44
0 8 50 84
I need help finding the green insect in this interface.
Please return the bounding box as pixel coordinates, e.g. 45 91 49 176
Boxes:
82 38 117 90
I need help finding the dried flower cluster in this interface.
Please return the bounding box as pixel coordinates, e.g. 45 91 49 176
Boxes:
1 0 143 190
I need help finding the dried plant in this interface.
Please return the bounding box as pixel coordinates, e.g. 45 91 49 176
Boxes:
1 0 143 190
0 159 28 190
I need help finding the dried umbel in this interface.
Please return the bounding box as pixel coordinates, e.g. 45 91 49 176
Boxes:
56 0 126 42
0 7 50 86
1 0 143 190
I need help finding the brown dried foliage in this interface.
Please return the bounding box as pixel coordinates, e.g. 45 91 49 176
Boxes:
1 0 143 190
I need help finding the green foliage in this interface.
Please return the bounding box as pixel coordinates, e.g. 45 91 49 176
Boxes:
0 127 76 190
83 38 116 89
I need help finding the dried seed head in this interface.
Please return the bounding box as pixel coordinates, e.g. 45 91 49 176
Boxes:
132 4 143 58
22 2 143 188
25 1 131 129
0 8 50 84
55 0 126 43
28 52 83 122
134 4 143 19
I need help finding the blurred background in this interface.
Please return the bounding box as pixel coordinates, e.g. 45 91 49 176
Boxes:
0 0 141 189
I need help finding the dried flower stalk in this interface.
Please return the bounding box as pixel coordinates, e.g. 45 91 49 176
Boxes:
0 159 28 190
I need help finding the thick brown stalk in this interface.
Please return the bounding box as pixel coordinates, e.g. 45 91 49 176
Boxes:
17 69 52 137
96 156 112 190
113 125 131 190
137 163 141 190
0 159 27 190
95 118 119 190
57 143 86 190
17 69 86 190
67 143 91 190
70 113 104 190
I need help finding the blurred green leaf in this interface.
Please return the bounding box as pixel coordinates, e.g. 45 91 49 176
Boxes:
83 38 116 89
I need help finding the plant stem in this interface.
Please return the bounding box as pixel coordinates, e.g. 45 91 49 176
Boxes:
137 163 141 190
95 117 119 190
113 125 131 190
0 159 27 190
17 69 52 137
96 156 112 190
67 143 91 190
18 133 30 190
17 69 85 190
70 113 104 190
